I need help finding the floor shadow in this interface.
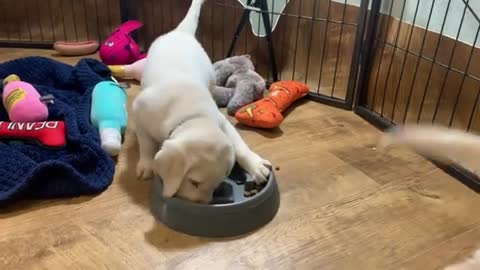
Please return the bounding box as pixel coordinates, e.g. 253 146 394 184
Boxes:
234 123 284 138
282 97 309 118
144 218 259 251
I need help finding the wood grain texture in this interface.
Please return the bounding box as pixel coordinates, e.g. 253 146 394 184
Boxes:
0 48 479 269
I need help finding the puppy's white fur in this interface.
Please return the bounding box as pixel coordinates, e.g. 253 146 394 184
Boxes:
444 249 480 270
132 0 271 203
380 125 480 175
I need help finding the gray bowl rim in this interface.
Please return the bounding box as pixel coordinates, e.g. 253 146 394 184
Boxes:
154 171 276 213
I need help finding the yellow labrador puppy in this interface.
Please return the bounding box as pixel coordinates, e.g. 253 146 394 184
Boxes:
380 125 480 175
133 0 271 203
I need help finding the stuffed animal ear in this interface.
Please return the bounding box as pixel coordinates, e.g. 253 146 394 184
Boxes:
154 139 187 198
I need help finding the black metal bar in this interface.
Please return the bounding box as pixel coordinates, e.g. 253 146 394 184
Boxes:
352 0 381 108
369 0 395 111
460 0 480 25
402 0 436 123
330 0 349 98
417 0 453 123
432 0 470 124
266 0 276 81
278 0 288 80
226 0 277 81
378 39 480 83
390 0 422 121
260 0 278 82
291 0 302 81
354 105 392 130
255 1 262 74
308 92 352 110
316 0 333 94
213 1 358 26
448 25 480 127
380 0 408 117
467 84 480 131
227 2 251 57
304 0 318 85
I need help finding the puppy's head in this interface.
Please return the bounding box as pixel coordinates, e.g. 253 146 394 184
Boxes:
153 121 235 203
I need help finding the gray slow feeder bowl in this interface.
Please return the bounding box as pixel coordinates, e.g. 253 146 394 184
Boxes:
150 163 280 237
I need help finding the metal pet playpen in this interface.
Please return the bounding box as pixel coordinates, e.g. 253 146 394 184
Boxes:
1 0 479 191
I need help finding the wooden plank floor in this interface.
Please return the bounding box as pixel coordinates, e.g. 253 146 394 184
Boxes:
0 48 479 270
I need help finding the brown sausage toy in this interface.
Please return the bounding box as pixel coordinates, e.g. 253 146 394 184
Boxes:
53 40 99 56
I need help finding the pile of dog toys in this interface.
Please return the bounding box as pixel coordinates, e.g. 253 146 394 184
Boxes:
0 74 65 148
53 19 310 134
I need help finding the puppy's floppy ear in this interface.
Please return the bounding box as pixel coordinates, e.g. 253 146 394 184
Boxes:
154 139 187 198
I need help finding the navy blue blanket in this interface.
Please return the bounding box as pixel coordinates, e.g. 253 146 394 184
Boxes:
0 56 115 204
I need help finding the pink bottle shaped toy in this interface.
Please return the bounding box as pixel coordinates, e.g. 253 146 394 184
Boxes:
3 74 50 122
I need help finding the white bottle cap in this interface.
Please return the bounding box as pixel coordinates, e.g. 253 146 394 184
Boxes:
100 128 122 156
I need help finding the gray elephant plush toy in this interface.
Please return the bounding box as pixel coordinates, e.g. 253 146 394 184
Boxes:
212 55 266 116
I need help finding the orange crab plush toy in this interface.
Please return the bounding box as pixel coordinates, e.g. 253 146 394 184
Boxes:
235 81 309 128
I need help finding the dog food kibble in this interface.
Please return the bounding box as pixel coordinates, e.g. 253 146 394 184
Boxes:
275 166 280 171
245 181 256 190
244 180 268 197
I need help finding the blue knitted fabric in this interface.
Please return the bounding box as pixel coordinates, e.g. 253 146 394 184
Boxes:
0 56 115 204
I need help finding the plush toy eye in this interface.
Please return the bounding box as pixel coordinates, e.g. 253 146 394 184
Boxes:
190 180 200 188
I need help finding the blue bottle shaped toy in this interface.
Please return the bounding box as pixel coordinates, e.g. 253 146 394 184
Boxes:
91 80 127 156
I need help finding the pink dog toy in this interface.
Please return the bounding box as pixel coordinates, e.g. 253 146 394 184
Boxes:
2 74 52 122
99 20 147 65
108 58 146 81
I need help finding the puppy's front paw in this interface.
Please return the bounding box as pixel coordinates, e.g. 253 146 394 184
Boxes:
245 153 272 184
136 159 154 180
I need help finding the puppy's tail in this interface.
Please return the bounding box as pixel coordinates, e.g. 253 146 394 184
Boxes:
175 0 206 35
380 125 480 170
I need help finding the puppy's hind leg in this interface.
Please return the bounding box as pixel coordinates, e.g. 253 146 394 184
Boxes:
135 124 158 180
220 114 271 184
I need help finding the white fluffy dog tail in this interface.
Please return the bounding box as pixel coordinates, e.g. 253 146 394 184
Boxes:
175 0 206 35
380 125 480 172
